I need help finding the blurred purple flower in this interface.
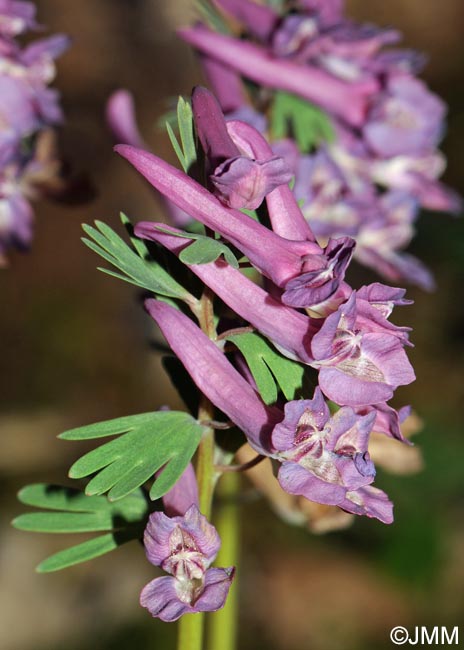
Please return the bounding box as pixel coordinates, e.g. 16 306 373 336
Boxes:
364 76 446 158
0 1 68 263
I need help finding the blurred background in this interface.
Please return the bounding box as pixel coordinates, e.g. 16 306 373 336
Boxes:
1 1 463 648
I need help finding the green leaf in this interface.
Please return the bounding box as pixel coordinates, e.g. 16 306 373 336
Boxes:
12 485 148 572
177 97 197 173
270 91 335 152
82 219 191 301
227 332 305 405
166 122 186 170
165 97 198 173
179 238 239 268
36 534 123 573
153 225 239 269
266 0 286 10
240 208 259 222
61 411 204 502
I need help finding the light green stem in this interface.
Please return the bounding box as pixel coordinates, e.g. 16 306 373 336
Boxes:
207 472 241 650
177 613 204 650
177 288 217 650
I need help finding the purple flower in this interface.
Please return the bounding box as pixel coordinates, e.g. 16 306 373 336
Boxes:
370 151 462 214
162 463 199 518
340 485 393 523
200 54 247 114
192 86 292 210
145 299 281 454
354 402 412 444
226 119 317 242
272 388 377 506
0 6 68 262
179 24 377 127
0 1 37 37
106 89 145 149
354 191 435 290
281 236 355 309
311 293 415 406
140 505 234 622
115 144 323 288
0 76 38 151
363 75 446 158
145 300 393 522
211 155 292 210
136 224 317 364
214 0 279 42
298 0 344 27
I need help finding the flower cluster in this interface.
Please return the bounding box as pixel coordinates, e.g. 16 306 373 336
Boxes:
112 85 416 534
0 0 68 265
179 0 461 289
140 465 234 622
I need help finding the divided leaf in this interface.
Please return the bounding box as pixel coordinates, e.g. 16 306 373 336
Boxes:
179 237 239 268
61 411 204 502
270 91 335 152
154 225 239 269
82 217 190 301
13 485 148 572
227 331 305 405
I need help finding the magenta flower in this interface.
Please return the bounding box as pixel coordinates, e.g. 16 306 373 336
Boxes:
363 75 446 158
179 24 377 127
135 223 317 363
339 485 393 523
272 387 377 505
0 0 37 37
192 86 292 210
145 300 393 522
226 119 317 242
311 293 415 406
115 144 324 288
140 505 234 622
145 299 281 454
106 89 145 149
281 236 355 309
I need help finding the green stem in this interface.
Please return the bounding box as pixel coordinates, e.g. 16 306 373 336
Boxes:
207 472 241 650
177 613 204 650
177 287 217 650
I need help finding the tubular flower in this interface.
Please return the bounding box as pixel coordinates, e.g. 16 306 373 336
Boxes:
178 0 461 289
192 86 292 210
110 83 417 529
145 300 394 522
